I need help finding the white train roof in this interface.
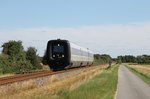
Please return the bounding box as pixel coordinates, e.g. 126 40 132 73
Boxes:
69 42 93 54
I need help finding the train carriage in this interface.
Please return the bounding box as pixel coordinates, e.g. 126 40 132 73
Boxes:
46 39 94 70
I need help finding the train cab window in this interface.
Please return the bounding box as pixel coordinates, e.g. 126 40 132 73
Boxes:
52 44 65 59
53 45 64 53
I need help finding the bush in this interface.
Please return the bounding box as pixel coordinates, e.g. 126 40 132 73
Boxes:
0 40 42 74
94 54 111 65
26 47 42 69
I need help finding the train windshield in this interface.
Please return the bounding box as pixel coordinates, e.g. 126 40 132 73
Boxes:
53 45 64 53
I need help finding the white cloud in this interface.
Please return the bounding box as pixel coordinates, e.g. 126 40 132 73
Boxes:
0 22 150 57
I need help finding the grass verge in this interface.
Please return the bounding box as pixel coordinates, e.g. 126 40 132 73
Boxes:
44 64 119 99
126 65 150 85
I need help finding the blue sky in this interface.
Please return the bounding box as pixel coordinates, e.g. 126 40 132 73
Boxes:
0 0 150 57
0 0 150 28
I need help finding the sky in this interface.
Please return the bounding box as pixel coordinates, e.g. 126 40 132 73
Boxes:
0 0 150 58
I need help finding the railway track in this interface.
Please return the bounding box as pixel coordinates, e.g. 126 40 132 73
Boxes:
0 71 51 85
0 66 91 85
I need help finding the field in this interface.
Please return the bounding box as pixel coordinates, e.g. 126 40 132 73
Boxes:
0 64 119 99
126 64 150 85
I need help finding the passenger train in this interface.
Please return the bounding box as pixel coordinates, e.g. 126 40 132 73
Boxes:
46 39 94 70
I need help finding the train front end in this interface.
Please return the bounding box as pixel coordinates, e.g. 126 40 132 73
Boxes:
46 39 70 70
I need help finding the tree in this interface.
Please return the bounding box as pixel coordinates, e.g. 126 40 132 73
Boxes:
26 47 42 69
1 40 33 73
136 55 150 64
2 40 27 65
117 55 137 63
2 40 26 61
117 56 122 64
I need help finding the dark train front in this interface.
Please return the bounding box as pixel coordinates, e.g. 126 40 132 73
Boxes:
46 39 70 70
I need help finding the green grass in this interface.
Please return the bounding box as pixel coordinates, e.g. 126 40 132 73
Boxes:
45 64 119 99
126 66 150 85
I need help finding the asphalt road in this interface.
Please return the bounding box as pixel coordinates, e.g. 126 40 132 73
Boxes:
116 65 150 99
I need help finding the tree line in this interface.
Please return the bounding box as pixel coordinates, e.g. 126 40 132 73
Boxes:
117 55 150 64
0 40 42 74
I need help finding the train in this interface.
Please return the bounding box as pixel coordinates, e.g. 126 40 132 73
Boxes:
46 39 94 70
